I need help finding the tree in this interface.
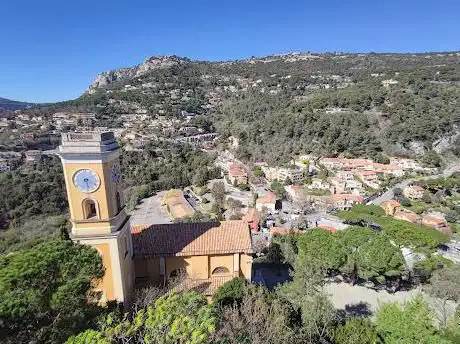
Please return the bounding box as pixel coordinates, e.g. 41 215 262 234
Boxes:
270 180 286 199
334 318 378 344
213 277 249 308
393 187 403 198
297 229 347 274
400 197 411 207
424 265 460 328
67 292 216 344
277 260 336 343
213 285 297 344
211 181 226 205
355 234 405 284
376 295 449 344
226 197 243 215
253 165 265 177
0 240 104 343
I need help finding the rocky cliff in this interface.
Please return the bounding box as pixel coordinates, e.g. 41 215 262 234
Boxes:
87 55 189 93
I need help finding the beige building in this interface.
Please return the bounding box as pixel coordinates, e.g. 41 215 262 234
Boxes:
132 221 253 301
58 132 253 305
403 184 424 200
162 189 195 219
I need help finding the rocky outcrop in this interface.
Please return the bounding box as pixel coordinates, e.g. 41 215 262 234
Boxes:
433 128 460 154
87 55 189 93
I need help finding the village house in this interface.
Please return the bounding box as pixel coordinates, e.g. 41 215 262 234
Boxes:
270 227 301 236
277 167 305 183
327 194 364 211
256 192 278 212
422 215 452 235
308 178 330 190
403 184 424 200
394 209 421 224
327 177 363 195
162 189 195 220
381 200 401 216
285 184 304 203
227 163 248 185
132 221 253 302
354 170 380 189
242 208 262 232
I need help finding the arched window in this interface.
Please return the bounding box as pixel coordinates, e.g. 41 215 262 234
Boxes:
212 266 230 275
116 191 122 212
82 199 98 219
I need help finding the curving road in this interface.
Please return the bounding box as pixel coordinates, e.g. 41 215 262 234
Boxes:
370 164 460 205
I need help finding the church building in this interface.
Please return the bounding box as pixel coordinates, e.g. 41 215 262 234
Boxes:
58 132 253 303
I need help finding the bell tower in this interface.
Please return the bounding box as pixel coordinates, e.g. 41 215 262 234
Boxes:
58 132 134 303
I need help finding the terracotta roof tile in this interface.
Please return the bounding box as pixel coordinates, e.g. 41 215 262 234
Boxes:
131 220 253 257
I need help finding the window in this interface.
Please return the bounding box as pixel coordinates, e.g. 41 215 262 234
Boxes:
212 266 230 275
82 199 98 219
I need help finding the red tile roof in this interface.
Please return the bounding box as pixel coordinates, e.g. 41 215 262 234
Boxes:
329 193 364 202
131 220 253 257
242 208 261 231
228 163 247 177
318 225 337 233
270 227 301 236
258 192 277 204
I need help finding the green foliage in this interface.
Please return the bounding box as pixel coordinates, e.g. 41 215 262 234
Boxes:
253 165 265 177
296 226 405 285
213 277 249 308
67 292 216 344
297 229 346 273
375 295 450 344
210 181 226 205
0 155 67 229
424 265 460 302
334 318 379 344
338 205 449 250
270 180 286 199
121 143 220 195
355 235 405 282
0 240 104 343
400 197 412 207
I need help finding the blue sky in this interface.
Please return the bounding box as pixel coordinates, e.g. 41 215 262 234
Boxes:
1 0 459 103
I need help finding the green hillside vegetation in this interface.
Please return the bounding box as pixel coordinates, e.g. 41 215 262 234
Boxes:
338 205 449 250
17 53 459 164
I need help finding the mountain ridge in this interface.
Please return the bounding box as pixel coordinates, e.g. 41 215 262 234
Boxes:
0 97 34 112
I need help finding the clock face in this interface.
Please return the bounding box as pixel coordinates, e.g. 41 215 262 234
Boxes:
111 164 121 184
73 169 100 193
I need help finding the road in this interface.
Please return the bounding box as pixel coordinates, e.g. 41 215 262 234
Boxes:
371 164 460 205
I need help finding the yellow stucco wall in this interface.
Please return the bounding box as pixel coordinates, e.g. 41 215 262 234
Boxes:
240 254 253 280
94 243 114 301
135 252 251 284
62 160 123 222
210 255 233 276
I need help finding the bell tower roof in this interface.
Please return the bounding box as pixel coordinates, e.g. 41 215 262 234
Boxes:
59 132 119 155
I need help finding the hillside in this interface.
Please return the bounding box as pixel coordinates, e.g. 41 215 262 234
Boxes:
0 97 33 112
18 52 460 162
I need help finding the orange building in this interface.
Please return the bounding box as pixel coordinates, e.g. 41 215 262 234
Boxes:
58 132 253 305
380 200 401 216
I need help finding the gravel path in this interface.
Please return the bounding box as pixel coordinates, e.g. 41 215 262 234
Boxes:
325 282 457 323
